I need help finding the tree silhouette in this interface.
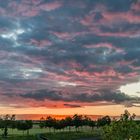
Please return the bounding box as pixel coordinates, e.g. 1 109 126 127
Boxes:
73 114 83 132
65 116 73 131
16 120 33 135
9 115 16 133
53 119 66 132
26 120 33 135
39 117 45 128
97 116 111 127
88 119 95 131
45 116 56 132
0 114 16 137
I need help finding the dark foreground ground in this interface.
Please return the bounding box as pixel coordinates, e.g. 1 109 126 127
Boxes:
78 138 101 140
38 136 101 140
41 131 102 140
0 130 101 140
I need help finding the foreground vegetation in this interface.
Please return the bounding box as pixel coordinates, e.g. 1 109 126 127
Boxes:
102 110 140 140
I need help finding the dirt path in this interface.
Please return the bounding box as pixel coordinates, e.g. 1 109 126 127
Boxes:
37 134 49 140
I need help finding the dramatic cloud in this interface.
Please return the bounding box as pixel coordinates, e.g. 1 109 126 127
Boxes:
20 89 131 103
0 0 140 109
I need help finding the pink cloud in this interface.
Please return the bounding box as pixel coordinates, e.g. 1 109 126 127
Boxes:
7 1 40 17
131 1 140 12
39 1 62 11
2 0 62 18
52 32 74 40
80 4 140 38
101 11 140 24
97 30 140 38
52 31 88 41
0 7 6 15
30 39 52 47
84 43 124 53
80 14 95 26
22 9 39 17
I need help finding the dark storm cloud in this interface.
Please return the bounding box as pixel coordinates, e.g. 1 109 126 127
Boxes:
70 90 133 103
63 104 81 108
20 89 134 105
0 0 140 108
20 90 63 101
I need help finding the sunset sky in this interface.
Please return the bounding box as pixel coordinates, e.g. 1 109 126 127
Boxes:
0 0 140 116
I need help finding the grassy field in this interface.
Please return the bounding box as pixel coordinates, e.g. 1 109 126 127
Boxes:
0 126 101 140
0 131 100 140
43 131 101 140
0 135 37 140
2 125 95 135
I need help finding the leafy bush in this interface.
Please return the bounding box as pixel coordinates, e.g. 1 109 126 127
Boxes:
102 110 140 140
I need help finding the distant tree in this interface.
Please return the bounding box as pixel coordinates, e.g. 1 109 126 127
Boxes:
82 116 96 130
65 116 73 131
82 116 90 126
53 119 66 132
39 117 45 128
97 116 111 127
26 120 33 135
0 117 4 136
16 120 33 135
73 114 83 132
45 116 56 132
9 115 16 133
17 121 27 135
1 114 16 137
59 119 67 131
88 119 96 130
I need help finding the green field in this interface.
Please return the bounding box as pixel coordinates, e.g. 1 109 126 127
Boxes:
0 126 101 140
43 131 100 140
0 132 100 140
1 125 96 135
1 135 37 140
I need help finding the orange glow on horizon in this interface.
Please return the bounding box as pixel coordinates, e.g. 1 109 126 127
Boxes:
0 105 140 120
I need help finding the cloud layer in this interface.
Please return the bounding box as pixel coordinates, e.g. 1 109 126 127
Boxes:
0 0 140 109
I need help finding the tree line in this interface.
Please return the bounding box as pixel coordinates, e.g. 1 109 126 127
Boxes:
39 111 140 140
0 115 33 137
39 114 111 132
0 114 111 137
